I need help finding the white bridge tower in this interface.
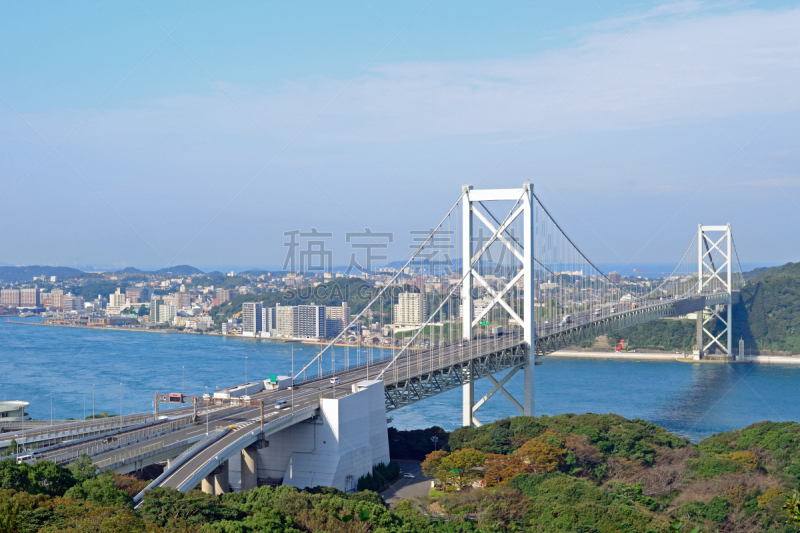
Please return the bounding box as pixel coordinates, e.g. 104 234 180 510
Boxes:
460 183 534 427
696 223 734 358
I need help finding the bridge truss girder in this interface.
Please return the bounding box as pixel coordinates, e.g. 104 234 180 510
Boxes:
534 302 676 356
383 343 528 412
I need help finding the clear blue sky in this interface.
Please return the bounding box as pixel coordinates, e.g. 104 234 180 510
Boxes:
1 1 798 271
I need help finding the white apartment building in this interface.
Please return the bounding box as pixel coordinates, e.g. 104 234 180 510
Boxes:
274 305 295 337
0 289 20 308
109 288 126 307
50 288 64 309
295 305 326 339
258 303 329 339
325 302 351 338
262 306 277 337
106 288 127 316
150 299 176 324
20 287 39 307
62 294 84 313
393 292 427 326
242 302 263 337
175 292 192 310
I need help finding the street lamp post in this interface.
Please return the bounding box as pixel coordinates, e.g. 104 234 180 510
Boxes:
431 436 439 451
83 394 86 420
245 356 248 386
119 383 122 418
92 384 95 419
205 386 209 435
50 393 53 425
182 366 185 397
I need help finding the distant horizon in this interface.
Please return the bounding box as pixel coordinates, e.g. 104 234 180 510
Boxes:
0 260 786 279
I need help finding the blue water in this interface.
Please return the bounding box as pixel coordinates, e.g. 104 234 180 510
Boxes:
2 318 799 442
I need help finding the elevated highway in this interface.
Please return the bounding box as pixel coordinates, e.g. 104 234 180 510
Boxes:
9 184 747 499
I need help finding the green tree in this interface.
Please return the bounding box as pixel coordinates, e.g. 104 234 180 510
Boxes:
29 460 75 496
1 440 19 457
784 492 800 526
440 448 486 490
0 459 32 493
68 453 97 484
141 487 242 527
64 472 133 507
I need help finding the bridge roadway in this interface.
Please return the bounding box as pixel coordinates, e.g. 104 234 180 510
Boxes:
0 412 165 454
153 333 535 492
29 406 229 467
16 290 727 490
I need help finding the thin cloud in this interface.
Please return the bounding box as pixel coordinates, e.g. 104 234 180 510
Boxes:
3 5 798 152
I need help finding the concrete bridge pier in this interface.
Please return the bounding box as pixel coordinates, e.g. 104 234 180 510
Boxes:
240 445 258 491
462 366 474 427
696 314 704 359
201 462 229 495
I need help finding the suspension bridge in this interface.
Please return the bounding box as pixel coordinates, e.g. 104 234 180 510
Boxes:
3 182 745 497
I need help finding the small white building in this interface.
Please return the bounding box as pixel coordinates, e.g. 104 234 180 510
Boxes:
0 401 30 421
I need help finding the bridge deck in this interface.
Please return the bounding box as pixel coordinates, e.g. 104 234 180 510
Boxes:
20 291 735 495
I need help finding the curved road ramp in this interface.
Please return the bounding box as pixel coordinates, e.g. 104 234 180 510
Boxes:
135 380 389 502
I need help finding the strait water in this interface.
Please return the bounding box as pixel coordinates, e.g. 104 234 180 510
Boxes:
2 317 799 442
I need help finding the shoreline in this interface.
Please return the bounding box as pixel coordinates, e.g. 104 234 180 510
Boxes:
4 320 397 348
5 320 180 334
8 321 800 363
549 350 800 365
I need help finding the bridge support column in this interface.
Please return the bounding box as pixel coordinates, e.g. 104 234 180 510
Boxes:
462 367 474 427
695 313 704 359
241 446 258 491
523 360 533 416
213 461 229 495
461 184 474 428
201 462 229 495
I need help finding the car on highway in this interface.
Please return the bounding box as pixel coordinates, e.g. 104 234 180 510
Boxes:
275 400 289 409
330 377 341 385
403 473 415 479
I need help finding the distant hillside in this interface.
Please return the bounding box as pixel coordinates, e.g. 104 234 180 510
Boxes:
151 265 203 276
114 267 143 274
0 266 83 283
113 265 204 276
239 269 288 277
733 262 800 353
607 262 800 354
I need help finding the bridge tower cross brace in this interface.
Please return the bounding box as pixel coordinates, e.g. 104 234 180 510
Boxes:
696 223 733 358
461 183 534 427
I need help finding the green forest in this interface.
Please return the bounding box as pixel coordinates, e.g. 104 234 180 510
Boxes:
605 262 800 354
6 414 800 532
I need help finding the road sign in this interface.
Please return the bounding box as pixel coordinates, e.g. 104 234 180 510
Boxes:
479 321 490 326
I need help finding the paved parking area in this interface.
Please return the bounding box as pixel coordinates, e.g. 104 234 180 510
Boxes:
381 460 433 504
